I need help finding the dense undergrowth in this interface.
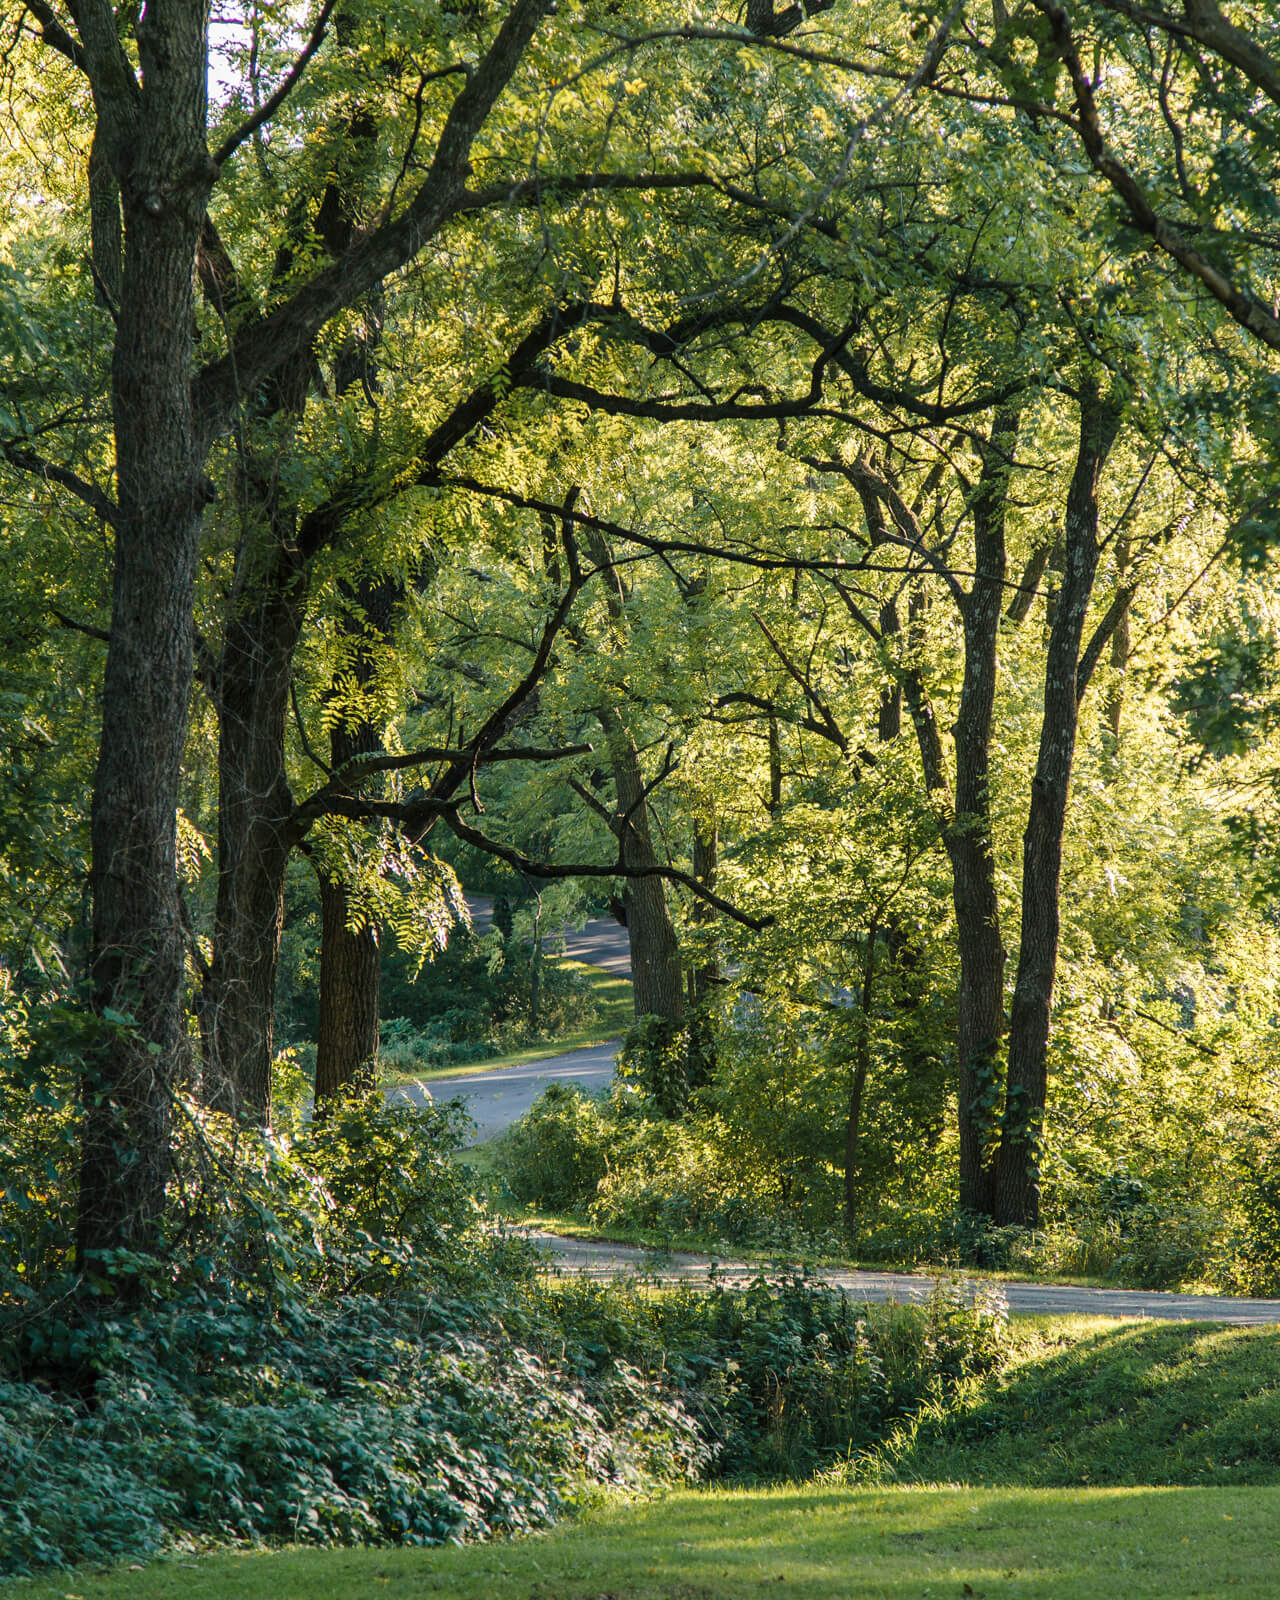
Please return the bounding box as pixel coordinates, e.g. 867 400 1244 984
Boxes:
0 1070 1007 1579
283 932 608 1079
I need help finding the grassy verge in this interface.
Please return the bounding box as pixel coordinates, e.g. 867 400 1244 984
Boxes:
854 1314 1280 1488
379 961 632 1084
10 1482 1280 1599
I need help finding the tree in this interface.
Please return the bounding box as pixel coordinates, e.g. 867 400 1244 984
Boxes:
6 0 719 1258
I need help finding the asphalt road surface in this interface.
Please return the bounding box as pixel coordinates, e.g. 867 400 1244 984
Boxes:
388 1039 618 1143
464 894 632 977
385 897 629 1140
528 1232 1280 1325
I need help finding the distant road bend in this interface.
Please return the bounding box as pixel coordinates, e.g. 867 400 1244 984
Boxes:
391 899 1280 1326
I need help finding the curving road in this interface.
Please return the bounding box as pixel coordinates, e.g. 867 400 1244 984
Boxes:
526 1231 1280 1325
394 895 1280 1326
388 1039 619 1143
384 899 628 1138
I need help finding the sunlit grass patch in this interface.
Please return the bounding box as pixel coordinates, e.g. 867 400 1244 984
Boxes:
9 1483 1280 1600
853 1316 1280 1488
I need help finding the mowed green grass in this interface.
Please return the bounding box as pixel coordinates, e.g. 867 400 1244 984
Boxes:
8 1483 1278 1599
858 1316 1280 1489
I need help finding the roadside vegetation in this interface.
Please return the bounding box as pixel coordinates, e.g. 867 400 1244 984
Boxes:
492 1078 1280 1297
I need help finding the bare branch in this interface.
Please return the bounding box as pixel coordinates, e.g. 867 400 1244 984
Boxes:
444 812 774 931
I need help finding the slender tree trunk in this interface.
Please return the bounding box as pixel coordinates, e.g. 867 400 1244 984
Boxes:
947 411 1020 1217
1103 538 1132 743
604 720 683 1025
844 917 878 1237
313 577 399 1108
314 875 380 1103
996 387 1123 1228
78 9 216 1263
855 423 1016 1220
575 527 684 1028
203 547 309 1124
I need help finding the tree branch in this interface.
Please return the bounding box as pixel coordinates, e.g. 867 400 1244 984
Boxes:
1035 0 1280 354
1 439 118 524
444 812 773 930
212 0 342 167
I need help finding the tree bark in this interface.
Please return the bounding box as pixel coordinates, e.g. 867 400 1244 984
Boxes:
853 421 1017 1219
78 0 216 1264
607 718 684 1026
313 581 398 1108
995 385 1123 1228
948 410 1019 1218
203 535 310 1125
314 875 380 1103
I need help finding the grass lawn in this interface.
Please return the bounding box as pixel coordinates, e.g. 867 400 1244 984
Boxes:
856 1315 1280 1489
378 960 632 1084
10 1483 1278 1599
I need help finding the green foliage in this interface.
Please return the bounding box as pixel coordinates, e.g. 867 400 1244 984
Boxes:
539 1273 1008 1483
376 939 599 1071
0 1276 704 1578
617 1013 700 1118
497 1083 613 1212
0 1097 709 1578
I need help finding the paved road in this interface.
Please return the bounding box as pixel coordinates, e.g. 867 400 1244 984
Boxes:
529 1232 1280 1325
386 897 629 1141
388 1040 618 1142
464 894 632 976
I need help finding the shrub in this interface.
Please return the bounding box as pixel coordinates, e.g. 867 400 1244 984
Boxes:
536 1272 1009 1482
497 1083 612 1211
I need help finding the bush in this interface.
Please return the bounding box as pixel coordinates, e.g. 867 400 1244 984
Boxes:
497 1083 612 1211
0 1276 709 1577
0 1086 709 1579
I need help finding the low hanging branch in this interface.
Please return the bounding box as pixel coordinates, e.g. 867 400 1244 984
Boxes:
443 811 773 932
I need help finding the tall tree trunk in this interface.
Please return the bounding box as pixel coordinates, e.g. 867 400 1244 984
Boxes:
78 10 216 1263
313 577 399 1107
853 435 1014 1219
203 544 309 1125
575 526 684 1028
996 386 1123 1228
844 917 878 1237
590 707 683 1025
314 875 380 1103
947 413 1019 1218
